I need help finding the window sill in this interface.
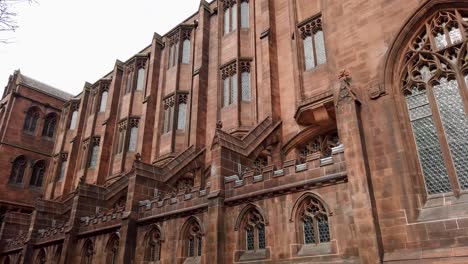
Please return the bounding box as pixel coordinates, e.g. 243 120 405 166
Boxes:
417 193 468 222
7 182 24 189
291 241 336 257
41 136 55 142
236 248 270 262
22 131 36 136
303 63 327 73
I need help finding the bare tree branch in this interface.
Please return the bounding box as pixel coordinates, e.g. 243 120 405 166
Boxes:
0 0 33 43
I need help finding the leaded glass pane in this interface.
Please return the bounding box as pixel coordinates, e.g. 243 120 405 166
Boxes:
258 225 265 249
246 229 254 250
303 36 315 70
58 161 66 181
405 90 452 194
224 78 230 106
449 27 462 44
89 145 99 168
435 32 447 50
136 68 145 91
99 91 108 112
433 78 468 190
177 103 186 130
318 215 330 243
164 108 170 133
224 8 230 34
241 2 249 28
128 127 138 151
70 111 78 130
314 30 326 65
231 4 237 32
303 218 315 244
231 74 238 105
197 237 202 256
241 72 251 102
188 238 195 257
174 43 179 67
169 45 174 67
182 40 191 64
150 243 156 261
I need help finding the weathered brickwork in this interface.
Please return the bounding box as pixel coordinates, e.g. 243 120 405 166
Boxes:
1 0 468 263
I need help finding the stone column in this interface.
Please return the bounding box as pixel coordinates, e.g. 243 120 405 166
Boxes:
335 71 382 263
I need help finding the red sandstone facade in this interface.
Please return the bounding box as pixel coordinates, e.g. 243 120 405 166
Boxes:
1 0 468 263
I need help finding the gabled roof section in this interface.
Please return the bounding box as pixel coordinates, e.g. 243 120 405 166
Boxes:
15 70 73 101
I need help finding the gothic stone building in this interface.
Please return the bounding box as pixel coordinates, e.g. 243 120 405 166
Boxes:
1 0 468 263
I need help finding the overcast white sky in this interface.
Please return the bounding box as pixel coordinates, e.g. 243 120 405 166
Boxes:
0 0 201 96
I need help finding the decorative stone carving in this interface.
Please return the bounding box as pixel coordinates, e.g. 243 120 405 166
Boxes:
298 16 322 39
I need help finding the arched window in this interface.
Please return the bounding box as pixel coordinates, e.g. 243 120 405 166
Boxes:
238 207 266 251
128 118 139 152
177 94 187 131
145 226 163 262
69 110 78 130
106 235 119 264
35 249 46 264
240 61 251 102
240 0 249 28
99 91 108 112
400 9 468 195
54 245 62 264
136 68 145 91
42 113 57 138
23 108 39 133
295 195 330 245
9 156 26 184
30 160 46 187
182 218 203 258
81 240 94 264
223 0 237 34
125 71 134 94
182 39 191 64
299 16 326 70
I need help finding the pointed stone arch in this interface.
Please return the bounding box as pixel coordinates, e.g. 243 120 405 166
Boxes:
234 203 269 231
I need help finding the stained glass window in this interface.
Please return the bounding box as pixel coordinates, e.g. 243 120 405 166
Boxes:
182 39 191 64
188 238 195 257
299 196 330 245
30 161 46 187
258 225 265 249
136 68 145 91
69 111 78 130
99 91 108 112
303 218 315 244
241 1 249 28
241 72 251 102
246 228 254 250
400 9 468 195
9 156 26 184
197 237 202 256
128 127 138 151
145 228 162 262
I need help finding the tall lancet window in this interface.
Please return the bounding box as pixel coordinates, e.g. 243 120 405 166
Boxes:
299 15 326 70
400 9 468 195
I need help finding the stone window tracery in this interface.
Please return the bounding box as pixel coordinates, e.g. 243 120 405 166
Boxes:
221 63 238 107
182 218 203 258
297 130 339 162
128 118 139 152
81 240 94 264
241 209 266 251
297 196 330 245
42 113 57 138
23 107 39 133
400 8 468 195
106 235 119 264
145 227 162 262
30 160 46 187
299 15 326 70
9 156 26 184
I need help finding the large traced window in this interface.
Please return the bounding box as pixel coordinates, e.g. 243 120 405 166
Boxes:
400 9 468 195
23 107 39 133
42 113 57 138
296 195 330 245
182 218 203 258
9 156 26 184
106 235 119 264
145 226 163 262
297 130 339 162
239 207 266 251
81 240 94 264
299 15 326 70
30 160 46 187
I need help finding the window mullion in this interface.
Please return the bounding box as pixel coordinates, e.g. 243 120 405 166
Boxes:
426 84 461 195
311 33 318 67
